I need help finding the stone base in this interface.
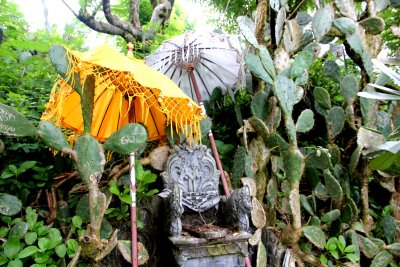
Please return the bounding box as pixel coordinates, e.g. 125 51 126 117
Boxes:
170 233 251 267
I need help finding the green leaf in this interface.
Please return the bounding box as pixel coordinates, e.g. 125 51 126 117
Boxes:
274 75 297 115
345 253 359 263
357 234 380 258
275 8 286 46
48 228 62 245
4 236 20 260
55 244 67 257
312 8 333 41
306 149 331 170
117 240 132 263
296 109 314 133
320 254 327 264
369 151 396 170
371 250 392 267
0 226 9 238
326 106 345 139
344 244 356 253
300 194 314 215
321 209 341 222
291 50 313 79
7 259 23 267
34 253 50 263
333 17 356 35
18 161 36 174
323 169 343 202
119 194 132 204
72 216 82 228
26 208 38 230
256 240 267 267
303 226 326 249
103 123 148 154
9 222 28 239
338 235 346 251
313 87 331 109
100 218 112 239
38 237 51 251
381 215 396 244
330 250 339 259
0 255 8 265
74 135 105 183
8 165 18 175
386 243 400 256
245 53 274 85
251 91 269 120
341 74 358 105
0 103 37 137
259 46 276 79
323 60 341 82
237 16 259 49
38 121 70 152
67 239 79 252
17 246 38 259
24 232 37 245
36 226 49 237
0 193 22 216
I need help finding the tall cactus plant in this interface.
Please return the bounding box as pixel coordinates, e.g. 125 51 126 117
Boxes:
0 102 148 264
235 0 398 265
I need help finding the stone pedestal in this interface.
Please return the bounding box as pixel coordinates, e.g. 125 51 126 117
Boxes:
170 233 251 267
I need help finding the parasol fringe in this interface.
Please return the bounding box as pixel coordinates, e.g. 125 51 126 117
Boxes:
42 44 204 144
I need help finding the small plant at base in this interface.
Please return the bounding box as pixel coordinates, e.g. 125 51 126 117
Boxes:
0 207 81 267
320 235 359 266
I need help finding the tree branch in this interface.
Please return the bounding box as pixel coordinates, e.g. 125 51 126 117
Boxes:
287 0 309 20
77 9 139 42
129 0 141 29
102 0 141 38
64 0 175 44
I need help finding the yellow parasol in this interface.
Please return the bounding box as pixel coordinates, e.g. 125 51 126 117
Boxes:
42 44 204 267
42 44 203 143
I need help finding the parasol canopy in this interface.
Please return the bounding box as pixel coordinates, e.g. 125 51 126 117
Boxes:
42 44 203 142
144 31 245 101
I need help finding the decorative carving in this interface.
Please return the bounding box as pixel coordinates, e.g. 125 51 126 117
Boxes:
161 144 220 212
226 185 253 232
161 144 253 266
168 185 184 236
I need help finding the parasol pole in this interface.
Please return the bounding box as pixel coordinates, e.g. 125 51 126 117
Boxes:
127 43 139 267
129 152 139 267
188 69 231 198
190 69 252 267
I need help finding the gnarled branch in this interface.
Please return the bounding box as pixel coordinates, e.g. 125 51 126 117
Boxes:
62 0 174 44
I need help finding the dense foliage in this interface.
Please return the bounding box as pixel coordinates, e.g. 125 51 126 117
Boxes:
1 0 400 266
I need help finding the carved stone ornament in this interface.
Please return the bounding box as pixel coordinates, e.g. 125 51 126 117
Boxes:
161 143 221 212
